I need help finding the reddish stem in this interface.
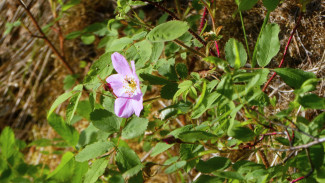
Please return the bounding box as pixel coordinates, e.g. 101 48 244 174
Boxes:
262 13 303 92
198 7 207 34
214 41 220 57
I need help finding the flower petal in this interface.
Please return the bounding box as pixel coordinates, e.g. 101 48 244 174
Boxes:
106 74 128 97
111 52 132 76
114 98 135 118
132 95 143 117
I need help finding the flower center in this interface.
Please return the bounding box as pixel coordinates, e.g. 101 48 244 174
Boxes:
123 76 137 97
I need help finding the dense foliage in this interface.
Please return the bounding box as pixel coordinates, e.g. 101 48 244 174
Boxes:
1 0 324 182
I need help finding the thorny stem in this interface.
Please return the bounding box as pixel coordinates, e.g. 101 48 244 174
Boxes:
16 0 75 74
198 7 208 34
290 148 314 183
262 13 303 92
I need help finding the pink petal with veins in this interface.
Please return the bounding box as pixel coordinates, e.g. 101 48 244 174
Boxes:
111 52 132 76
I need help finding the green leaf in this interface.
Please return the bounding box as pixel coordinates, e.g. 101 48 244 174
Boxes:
48 113 79 146
191 92 220 119
151 142 174 157
66 91 82 124
179 131 218 143
228 124 255 142
28 138 52 147
238 0 258 11
90 109 120 133
139 73 171 85
75 141 114 162
298 93 325 109
0 127 16 159
310 144 324 170
165 161 186 174
146 20 189 42
81 34 95 45
83 158 108 183
65 31 82 40
131 31 147 40
76 100 92 120
150 42 164 63
122 117 149 139
215 171 244 180
109 37 133 51
193 80 207 109
63 74 78 90
196 157 231 173
256 23 280 67
161 83 178 99
176 63 188 79
116 146 141 172
263 0 279 11
71 161 88 183
225 38 247 69
122 164 144 179
216 74 233 99
47 152 74 180
275 68 316 89
77 124 98 147
48 91 74 118
126 39 152 68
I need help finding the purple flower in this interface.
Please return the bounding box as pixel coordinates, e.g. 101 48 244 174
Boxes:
106 52 143 118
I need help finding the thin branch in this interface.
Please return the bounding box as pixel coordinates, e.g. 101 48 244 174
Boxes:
16 0 75 74
269 137 325 152
262 13 303 92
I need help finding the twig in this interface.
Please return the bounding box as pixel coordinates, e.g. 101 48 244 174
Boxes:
269 137 325 151
16 0 75 74
262 13 303 92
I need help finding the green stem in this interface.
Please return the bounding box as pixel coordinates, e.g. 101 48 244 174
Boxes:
239 11 250 61
252 11 270 68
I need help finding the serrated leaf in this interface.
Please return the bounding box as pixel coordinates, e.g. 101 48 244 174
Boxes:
191 92 220 119
216 74 233 99
0 127 16 159
147 20 189 42
151 142 174 157
83 158 108 183
150 42 164 62
263 0 279 11
48 113 79 146
196 157 231 173
131 31 147 40
165 161 186 174
257 23 280 67
66 91 82 124
109 37 133 51
126 39 152 68
179 131 218 143
275 68 316 89
238 0 258 11
176 63 188 79
139 73 171 85
75 141 114 162
122 117 148 139
116 146 141 172
83 52 114 86
298 93 325 109
225 38 247 69
161 83 178 99
122 164 144 179
90 109 120 133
